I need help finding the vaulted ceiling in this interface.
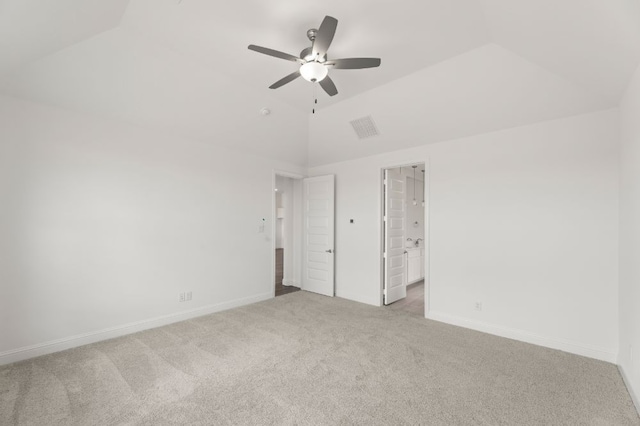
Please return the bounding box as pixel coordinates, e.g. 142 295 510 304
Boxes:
1 0 639 166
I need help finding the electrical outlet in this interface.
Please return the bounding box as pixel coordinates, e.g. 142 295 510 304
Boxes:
179 292 185 302
475 302 482 311
186 291 192 301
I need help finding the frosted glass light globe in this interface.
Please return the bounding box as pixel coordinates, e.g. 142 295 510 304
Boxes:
300 62 328 82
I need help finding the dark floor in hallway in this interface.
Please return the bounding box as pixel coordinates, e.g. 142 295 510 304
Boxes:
275 248 300 297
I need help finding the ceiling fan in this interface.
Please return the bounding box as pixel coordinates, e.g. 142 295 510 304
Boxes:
248 15 381 97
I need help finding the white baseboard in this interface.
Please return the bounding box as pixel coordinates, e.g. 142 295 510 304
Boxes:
282 280 300 288
0 292 273 366
425 311 617 363
619 364 640 416
336 290 380 307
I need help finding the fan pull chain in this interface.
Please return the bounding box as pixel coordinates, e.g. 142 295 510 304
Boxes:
312 82 317 114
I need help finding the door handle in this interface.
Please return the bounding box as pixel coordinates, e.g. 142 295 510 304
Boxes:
326 249 333 253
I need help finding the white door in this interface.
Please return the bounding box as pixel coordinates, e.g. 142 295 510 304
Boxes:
302 175 335 297
384 168 407 304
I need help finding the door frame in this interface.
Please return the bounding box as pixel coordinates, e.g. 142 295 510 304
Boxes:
272 170 305 298
379 158 431 317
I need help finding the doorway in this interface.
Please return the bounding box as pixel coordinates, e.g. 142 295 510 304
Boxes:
272 172 336 299
274 174 302 297
381 163 427 316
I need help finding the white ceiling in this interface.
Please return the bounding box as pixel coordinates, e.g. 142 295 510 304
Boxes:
308 43 616 166
0 0 129 75
1 0 639 166
117 0 490 111
481 0 640 101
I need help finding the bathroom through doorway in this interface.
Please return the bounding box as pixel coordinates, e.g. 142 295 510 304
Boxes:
381 162 427 316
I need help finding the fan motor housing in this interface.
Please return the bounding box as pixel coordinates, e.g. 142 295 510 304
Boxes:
300 46 326 63
300 46 313 61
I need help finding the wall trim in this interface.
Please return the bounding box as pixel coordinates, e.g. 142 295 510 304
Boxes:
619 364 640 417
0 292 273 366
426 310 617 363
282 280 300 288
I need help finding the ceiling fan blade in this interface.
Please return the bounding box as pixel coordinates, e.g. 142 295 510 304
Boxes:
312 16 338 58
248 45 302 63
319 75 338 96
327 58 381 69
269 71 301 89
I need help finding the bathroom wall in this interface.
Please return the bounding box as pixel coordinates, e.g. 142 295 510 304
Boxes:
275 191 284 249
405 174 425 244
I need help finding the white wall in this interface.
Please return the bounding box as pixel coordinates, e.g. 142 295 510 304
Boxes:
310 109 619 362
619 64 640 410
0 94 305 363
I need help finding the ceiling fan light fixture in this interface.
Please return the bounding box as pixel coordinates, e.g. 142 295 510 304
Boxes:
248 16 380 96
300 61 328 82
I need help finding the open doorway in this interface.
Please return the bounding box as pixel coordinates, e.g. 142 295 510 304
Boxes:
274 174 303 297
381 163 427 316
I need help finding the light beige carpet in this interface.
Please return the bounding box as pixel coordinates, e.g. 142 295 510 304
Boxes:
1 291 638 425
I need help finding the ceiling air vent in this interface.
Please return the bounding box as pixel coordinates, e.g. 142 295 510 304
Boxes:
350 115 380 139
